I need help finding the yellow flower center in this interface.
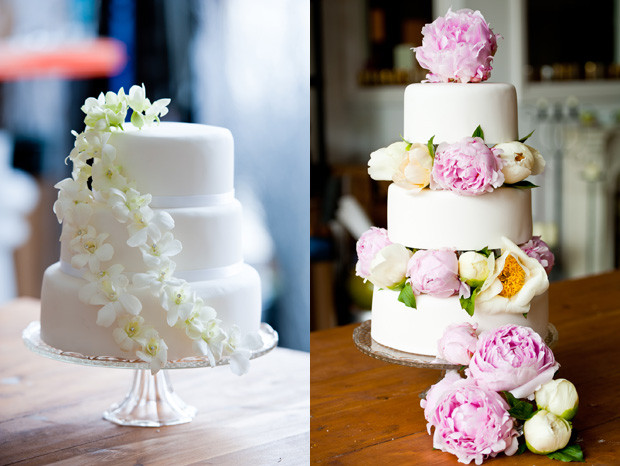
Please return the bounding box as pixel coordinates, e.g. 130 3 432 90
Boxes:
498 254 526 298
83 241 97 253
145 338 159 356
125 322 138 337
175 292 184 305
105 168 113 179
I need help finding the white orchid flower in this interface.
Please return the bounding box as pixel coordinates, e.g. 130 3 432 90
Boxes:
140 231 182 267
69 227 114 273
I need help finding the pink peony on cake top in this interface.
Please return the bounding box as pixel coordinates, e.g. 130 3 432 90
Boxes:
414 8 501 83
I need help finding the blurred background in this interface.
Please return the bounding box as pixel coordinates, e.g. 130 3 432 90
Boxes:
310 0 620 330
0 0 309 351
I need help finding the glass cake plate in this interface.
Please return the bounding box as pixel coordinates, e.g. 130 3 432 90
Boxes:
353 320 559 370
23 321 278 427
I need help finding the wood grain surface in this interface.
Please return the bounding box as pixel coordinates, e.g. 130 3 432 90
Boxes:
0 298 309 465
311 270 620 465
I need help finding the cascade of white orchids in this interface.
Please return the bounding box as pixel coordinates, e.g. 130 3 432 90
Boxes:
53 84 260 374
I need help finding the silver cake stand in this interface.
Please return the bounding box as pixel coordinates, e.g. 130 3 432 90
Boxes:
23 321 278 427
353 320 559 371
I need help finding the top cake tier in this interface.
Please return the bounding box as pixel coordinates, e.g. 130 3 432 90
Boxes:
108 122 234 198
404 83 517 145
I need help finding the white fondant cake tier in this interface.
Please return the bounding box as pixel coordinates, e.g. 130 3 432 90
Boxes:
404 83 517 144
387 185 532 250
40 262 261 359
371 288 548 356
108 122 234 197
59 201 244 273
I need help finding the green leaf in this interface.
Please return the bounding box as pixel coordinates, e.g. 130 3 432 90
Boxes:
523 313 528 318
519 129 535 143
515 439 528 455
472 125 484 140
459 287 480 317
546 444 585 462
504 180 539 189
477 246 492 258
400 134 413 151
397 283 417 309
427 135 436 159
502 391 536 420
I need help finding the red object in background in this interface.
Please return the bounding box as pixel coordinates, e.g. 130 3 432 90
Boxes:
0 37 127 81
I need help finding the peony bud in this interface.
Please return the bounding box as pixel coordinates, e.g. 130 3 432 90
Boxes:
458 251 495 287
524 410 572 454
494 141 545 184
535 378 579 420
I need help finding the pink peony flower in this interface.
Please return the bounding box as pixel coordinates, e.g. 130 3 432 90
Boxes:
355 227 392 278
467 324 559 399
414 8 501 83
520 236 555 274
431 137 504 195
407 249 461 298
438 322 479 365
421 371 519 464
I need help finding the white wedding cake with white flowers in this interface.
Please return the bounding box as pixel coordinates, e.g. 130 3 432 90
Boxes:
40 85 262 373
355 9 555 357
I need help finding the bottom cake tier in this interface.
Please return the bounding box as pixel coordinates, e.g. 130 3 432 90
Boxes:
371 288 548 356
40 262 262 360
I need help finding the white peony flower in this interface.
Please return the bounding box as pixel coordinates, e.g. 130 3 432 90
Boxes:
368 141 409 181
475 237 549 314
136 328 168 374
524 410 572 454
140 231 182 267
393 143 433 191
494 141 545 184
458 251 495 287
53 178 94 226
535 378 579 420
161 283 195 326
69 227 114 272
112 315 145 351
367 243 413 289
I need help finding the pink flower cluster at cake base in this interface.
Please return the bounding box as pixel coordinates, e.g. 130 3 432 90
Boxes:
431 137 504 196
414 8 501 83
422 324 563 463
520 236 555 274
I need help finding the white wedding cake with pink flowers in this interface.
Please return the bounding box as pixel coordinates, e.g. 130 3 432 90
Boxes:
355 8 554 358
40 85 262 374
355 9 585 464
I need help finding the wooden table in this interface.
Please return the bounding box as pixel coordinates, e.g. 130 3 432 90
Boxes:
311 270 620 464
0 298 309 465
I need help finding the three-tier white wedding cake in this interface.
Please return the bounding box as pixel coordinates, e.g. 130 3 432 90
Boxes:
40 86 261 373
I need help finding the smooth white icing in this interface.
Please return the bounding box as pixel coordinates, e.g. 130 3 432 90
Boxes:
108 122 234 196
41 262 261 359
371 288 548 356
404 83 518 144
387 185 532 250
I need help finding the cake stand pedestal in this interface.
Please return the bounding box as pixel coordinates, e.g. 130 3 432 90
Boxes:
22 321 278 427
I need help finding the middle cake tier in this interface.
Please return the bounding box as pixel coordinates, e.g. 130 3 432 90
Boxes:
60 201 243 274
387 185 532 251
